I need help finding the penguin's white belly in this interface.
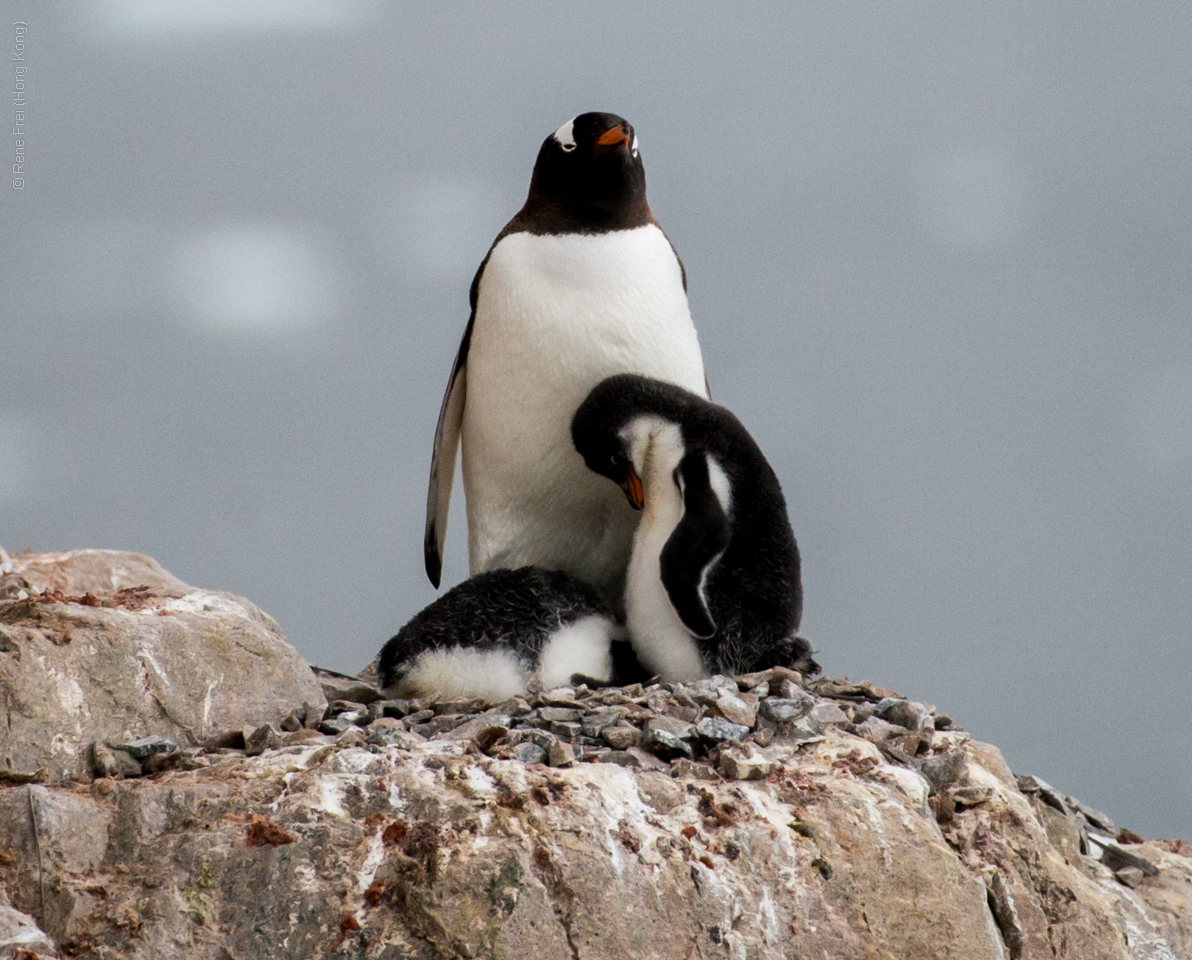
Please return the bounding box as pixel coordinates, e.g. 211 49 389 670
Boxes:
461 225 706 598
624 421 705 681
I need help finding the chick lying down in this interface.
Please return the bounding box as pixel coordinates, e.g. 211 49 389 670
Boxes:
378 567 620 701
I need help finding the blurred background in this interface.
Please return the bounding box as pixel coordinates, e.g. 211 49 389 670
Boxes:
2 1 1190 837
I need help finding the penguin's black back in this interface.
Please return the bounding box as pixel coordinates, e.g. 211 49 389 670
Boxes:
379 567 612 689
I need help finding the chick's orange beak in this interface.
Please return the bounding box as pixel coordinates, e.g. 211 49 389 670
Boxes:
623 468 644 510
596 124 631 147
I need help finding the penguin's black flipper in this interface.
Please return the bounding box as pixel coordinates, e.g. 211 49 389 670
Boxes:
423 330 468 589
659 451 732 639
424 251 495 588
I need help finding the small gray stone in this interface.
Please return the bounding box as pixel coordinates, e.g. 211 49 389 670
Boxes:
1071 800 1116 834
715 693 756 728
539 707 582 723
303 701 326 729
507 728 559 750
855 716 905 744
1096 842 1159 877
920 750 968 795
327 699 367 716
1114 867 1144 888
603 749 644 769
642 728 693 761
548 741 576 767
643 716 696 740
776 678 804 700
318 717 353 736
670 758 720 781
812 702 849 724
601 724 642 749
244 724 280 757
717 743 773 781
550 720 583 740
199 729 246 751
366 716 405 733
314 670 383 705
751 717 777 746
435 699 486 716
951 785 995 807
367 699 407 722
582 711 628 738
777 714 824 744
491 697 533 717
509 742 548 764
339 710 370 726
110 735 178 759
404 708 435 726
92 743 141 778
695 717 751 744
335 728 367 748
446 717 511 751
759 696 813 724
367 725 423 749
874 697 933 732
177 750 210 771
414 715 468 737
625 746 671 771
677 675 739 705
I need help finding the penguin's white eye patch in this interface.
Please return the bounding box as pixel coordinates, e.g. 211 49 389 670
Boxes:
631 133 639 157
554 118 577 152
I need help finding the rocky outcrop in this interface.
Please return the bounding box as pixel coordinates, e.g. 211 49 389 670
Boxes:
1 548 1189 960
0 548 325 784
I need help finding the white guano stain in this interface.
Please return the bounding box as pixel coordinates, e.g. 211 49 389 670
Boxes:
50 733 78 757
759 886 781 945
164 591 252 620
202 675 223 730
317 779 346 818
138 644 170 685
357 829 386 892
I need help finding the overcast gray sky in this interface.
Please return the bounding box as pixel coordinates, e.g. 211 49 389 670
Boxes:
2 2 1190 838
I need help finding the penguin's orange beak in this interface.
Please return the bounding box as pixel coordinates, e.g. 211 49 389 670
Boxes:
623 468 644 510
596 124 631 147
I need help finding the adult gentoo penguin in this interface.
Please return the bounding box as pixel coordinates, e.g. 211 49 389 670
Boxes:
424 112 708 605
572 374 818 682
378 567 621 700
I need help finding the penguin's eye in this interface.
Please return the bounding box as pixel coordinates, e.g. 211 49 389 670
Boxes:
610 453 626 468
560 142 576 153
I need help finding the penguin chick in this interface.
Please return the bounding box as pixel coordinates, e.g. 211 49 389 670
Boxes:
378 567 620 700
572 374 818 682
423 112 707 606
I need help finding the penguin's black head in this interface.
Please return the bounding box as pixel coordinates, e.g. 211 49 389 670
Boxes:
572 374 694 510
571 396 644 510
525 112 648 228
